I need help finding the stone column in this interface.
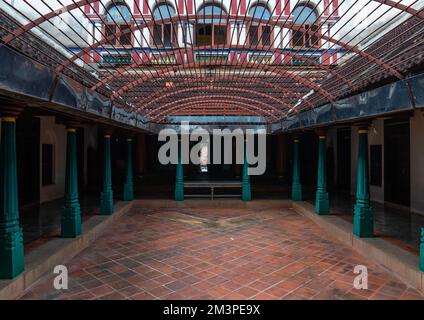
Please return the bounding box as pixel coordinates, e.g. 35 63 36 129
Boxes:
61 126 81 238
315 131 330 215
0 115 24 279
242 139 251 201
353 127 373 238
291 136 302 201
123 138 134 201
175 138 184 201
100 133 114 215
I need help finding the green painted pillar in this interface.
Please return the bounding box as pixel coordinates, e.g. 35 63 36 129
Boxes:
61 128 81 238
291 137 302 201
175 139 184 201
420 228 424 272
353 128 373 238
315 133 330 215
0 116 24 279
242 139 251 201
100 134 114 215
123 138 134 201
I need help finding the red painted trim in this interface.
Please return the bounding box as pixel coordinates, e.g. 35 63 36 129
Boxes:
187 0 193 14
332 53 338 65
240 52 247 63
83 51 91 64
187 50 194 62
176 52 184 64
132 52 140 63
231 0 237 14
142 52 149 61
324 0 330 15
275 0 281 15
323 52 330 65
134 0 140 14
93 50 101 63
274 52 282 64
333 0 339 16
143 0 149 14
230 52 237 63
178 0 184 14
240 0 246 15
284 0 290 16
284 54 291 64
94 1 100 14
84 4 90 14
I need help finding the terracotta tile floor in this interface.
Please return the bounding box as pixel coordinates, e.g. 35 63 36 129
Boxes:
19 205 424 300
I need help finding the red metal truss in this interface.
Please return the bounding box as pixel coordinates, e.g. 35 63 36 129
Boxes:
154 101 277 120
110 60 335 102
136 86 296 112
134 76 315 109
1 0 424 125
147 95 287 119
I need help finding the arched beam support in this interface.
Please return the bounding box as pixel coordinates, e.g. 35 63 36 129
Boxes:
134 76 315 111
146 95 283 121
113 60 335 103
135 86 294 113
156 102 269 121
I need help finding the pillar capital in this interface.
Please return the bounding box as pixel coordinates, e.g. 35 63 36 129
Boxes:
315 129 327 139
100 127 114 138
354 122 372 132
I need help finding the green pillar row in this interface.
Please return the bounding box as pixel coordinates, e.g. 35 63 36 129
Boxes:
123 138 134 201
100 134 114 215
242 139 251 201
175 139 184 201
0 117 24 279
353 128 373 238
61 128 81 238
420 228 424 272
315 133 330 215
291 137 302 201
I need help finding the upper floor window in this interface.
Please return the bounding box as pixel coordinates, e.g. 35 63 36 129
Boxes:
291 4 320 49
196 4 227 46
105 3 132 46
248 3 272 46
152 2 176 48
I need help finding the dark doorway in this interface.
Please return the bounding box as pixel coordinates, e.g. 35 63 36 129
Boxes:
384 118 410 207
76 128 85 192
16 113 40 209
337 128 351 192
298 131 318 198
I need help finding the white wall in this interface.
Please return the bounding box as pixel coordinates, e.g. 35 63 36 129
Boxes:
410 110 424 215
39 116 67 204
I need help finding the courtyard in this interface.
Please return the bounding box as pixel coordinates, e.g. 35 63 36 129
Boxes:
19 203 424 300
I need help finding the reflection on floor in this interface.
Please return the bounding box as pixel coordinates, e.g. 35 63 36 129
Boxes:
19 205 424 300
306 191 424 251
20 177 424 256
21 195 99 252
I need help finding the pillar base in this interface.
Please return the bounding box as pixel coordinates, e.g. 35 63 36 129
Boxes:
315 191 329 215
123 183 134 201
100 191 114 215
0 222 24 279
291 183 302 202
175 183 184 201
61 201 81 238
353 202 374 238
242 184 251 202
420 228 424 272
